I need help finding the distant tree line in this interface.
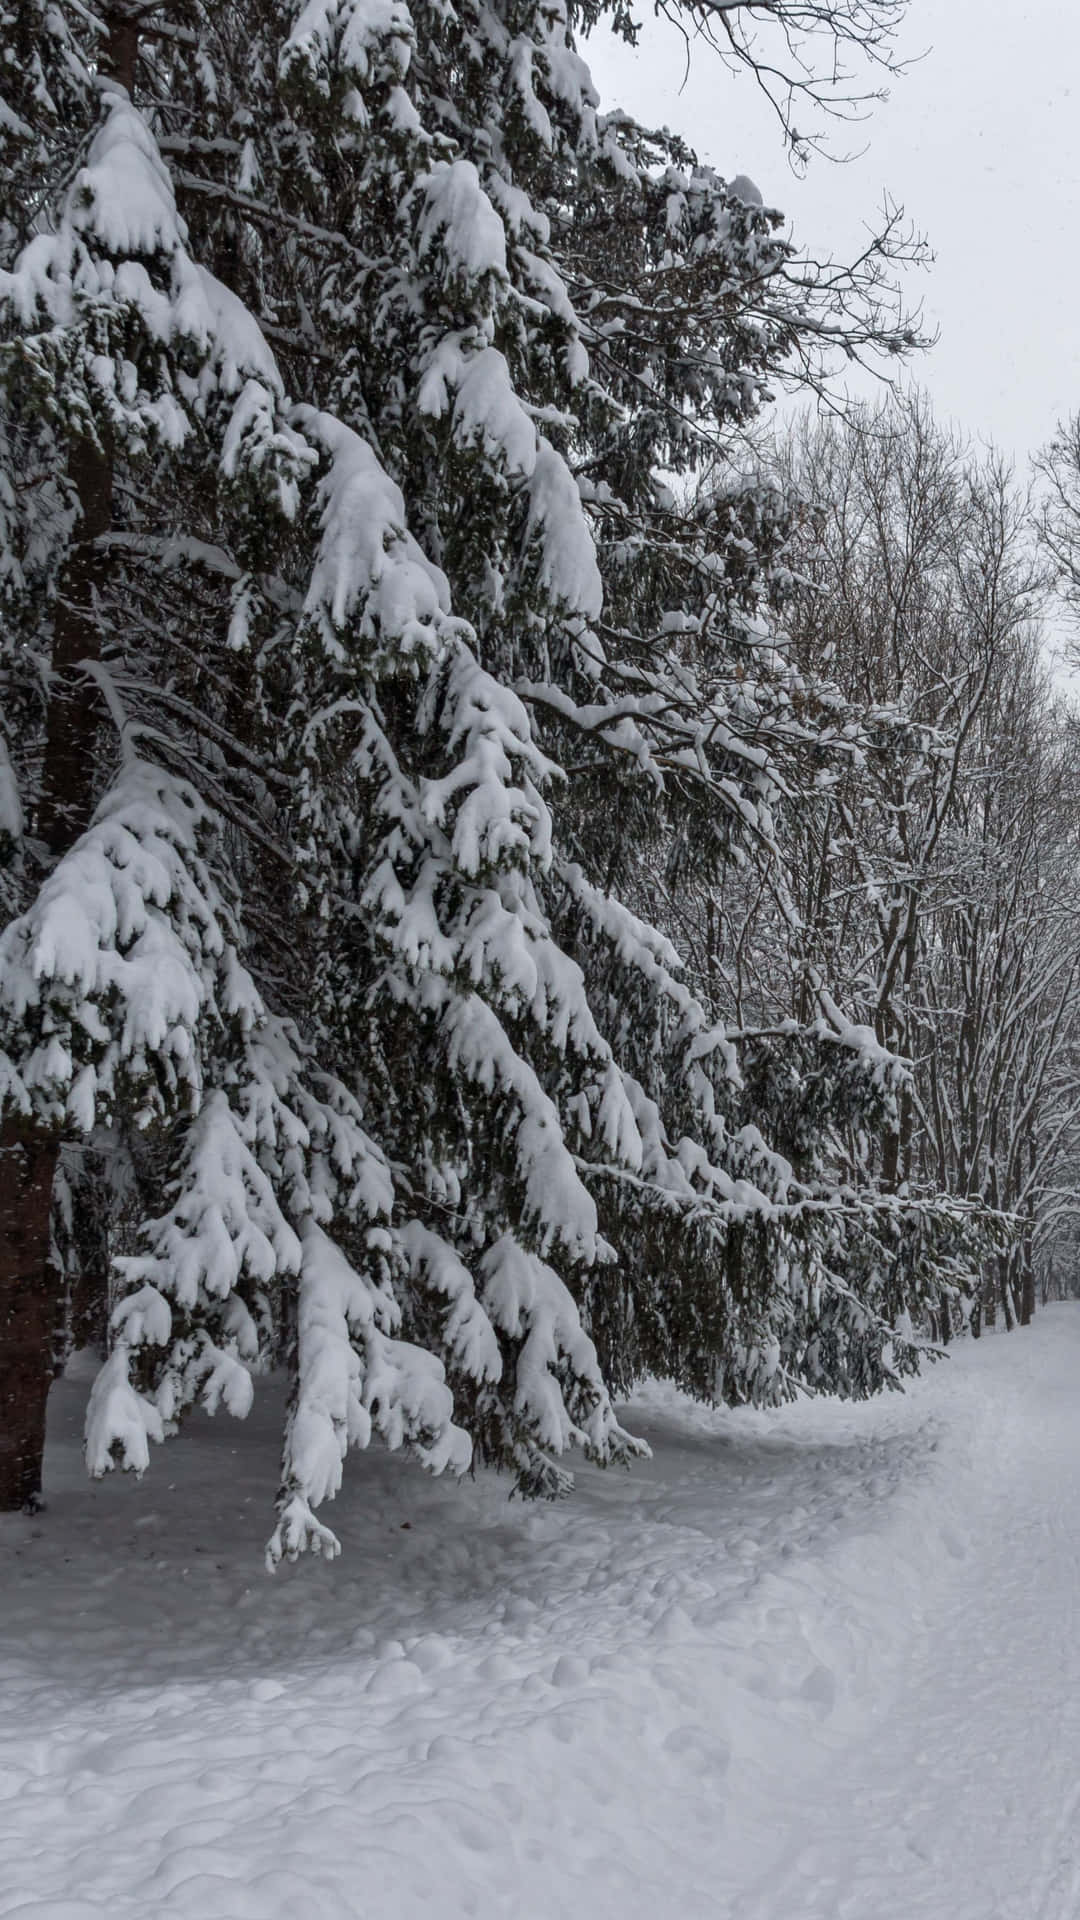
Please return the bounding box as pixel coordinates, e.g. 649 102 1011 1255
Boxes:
657 391 1080 1339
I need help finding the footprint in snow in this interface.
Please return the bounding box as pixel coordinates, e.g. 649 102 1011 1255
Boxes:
799 1663 837 1718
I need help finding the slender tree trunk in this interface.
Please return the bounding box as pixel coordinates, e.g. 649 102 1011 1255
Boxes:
0 7 135 1510
1000 1260 1015 1331
34 436 113 847
1019 1214 1036 1327
0 438 113 1509
0 440 109 1505
0 1124 61 1507
1020 1258 1036 1327
1019 1139 1037 1327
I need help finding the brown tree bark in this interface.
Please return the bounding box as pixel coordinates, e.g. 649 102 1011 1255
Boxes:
0 1124 61 1507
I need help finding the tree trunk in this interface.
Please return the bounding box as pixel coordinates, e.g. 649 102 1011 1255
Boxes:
0 1123 61 1508
1019 1219 1036 1328
0 7 140 1511
34 433 113 852
1019 1141 1037 1327
1000 1260 1015 1331
0 431 115 1509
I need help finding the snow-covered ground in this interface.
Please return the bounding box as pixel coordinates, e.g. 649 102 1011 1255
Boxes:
3 1308 1079 1920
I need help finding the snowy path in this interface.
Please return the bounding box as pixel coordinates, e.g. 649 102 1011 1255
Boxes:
1 1311 1079 1919
730 1315 1080 1920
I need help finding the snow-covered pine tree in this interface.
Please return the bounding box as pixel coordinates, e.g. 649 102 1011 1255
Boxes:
2 0 957 1551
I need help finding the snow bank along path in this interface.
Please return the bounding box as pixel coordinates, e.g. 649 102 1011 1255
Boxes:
2 1309 1079 1919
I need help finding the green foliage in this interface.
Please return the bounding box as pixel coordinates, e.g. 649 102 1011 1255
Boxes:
0 0 969 1555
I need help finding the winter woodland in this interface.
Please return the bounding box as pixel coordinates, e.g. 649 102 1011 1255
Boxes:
4 0 1080 1562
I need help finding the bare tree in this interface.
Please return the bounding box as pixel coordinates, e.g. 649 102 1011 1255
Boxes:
639 0 913 167
764 394 1079 1331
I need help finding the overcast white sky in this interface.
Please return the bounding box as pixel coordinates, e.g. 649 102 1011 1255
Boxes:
588 0 1080 471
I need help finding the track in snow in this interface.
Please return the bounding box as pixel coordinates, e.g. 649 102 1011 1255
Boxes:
1 1309 1078 1918
730 1312 1080 1920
